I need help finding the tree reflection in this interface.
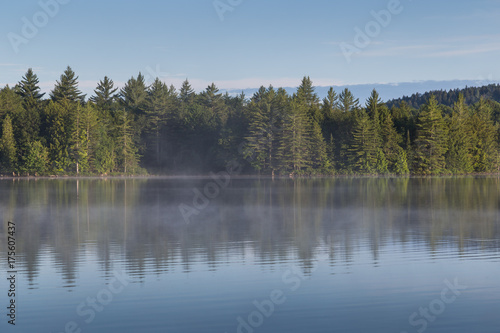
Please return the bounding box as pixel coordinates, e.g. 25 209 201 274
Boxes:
0 176 498 287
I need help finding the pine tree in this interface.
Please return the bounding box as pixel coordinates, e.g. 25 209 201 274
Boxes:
322 88 338 117
245 86 282 174
145 78 175 167
349 110 378 173
380 110 403 171
394 147 410 175
90 76 118 111
339 88 360 113
446 94 473 173
116 109 139 174
17 68 45 109
296 76 321 122
365 89 383 160
179 79 195 105
414 96 448 174
469 98 498 172
0 115 17 172
277 100 311 174
44 101 71 173
50 66 85 103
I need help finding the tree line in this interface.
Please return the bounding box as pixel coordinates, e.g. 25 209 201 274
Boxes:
0 67 499 176
386 83 500 110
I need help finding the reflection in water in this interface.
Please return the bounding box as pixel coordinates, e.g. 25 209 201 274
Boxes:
1 177 499 288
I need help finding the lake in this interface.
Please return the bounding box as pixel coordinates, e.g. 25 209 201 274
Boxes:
0 177 499 333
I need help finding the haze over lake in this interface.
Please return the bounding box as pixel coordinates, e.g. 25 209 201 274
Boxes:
1 177 499 332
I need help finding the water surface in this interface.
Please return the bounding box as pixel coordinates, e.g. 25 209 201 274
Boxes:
0 177 499 332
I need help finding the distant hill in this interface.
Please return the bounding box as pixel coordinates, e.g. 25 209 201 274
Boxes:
385 84 500 109
224 80 500 105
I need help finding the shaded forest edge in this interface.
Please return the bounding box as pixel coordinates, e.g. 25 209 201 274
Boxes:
1 67 499 177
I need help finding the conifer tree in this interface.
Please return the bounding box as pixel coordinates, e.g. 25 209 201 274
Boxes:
469 98 498 172
245 86 282 174
349 110 378 173
90 76 118 111
278 100 311 174
394 147 410 175
50 66 85 103
446 94 473 173
414 96 448 174
296 76 321 122
17 68 45 109
44 101 71 172
179 79 195 105
380 111 403 171
338 88 360 113
116 109 139 173
145 78 175 167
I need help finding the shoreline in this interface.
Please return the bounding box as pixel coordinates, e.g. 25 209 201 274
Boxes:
0 173 499 180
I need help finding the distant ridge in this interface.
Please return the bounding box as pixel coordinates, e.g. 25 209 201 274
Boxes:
224 80 500 105
385 83 500 109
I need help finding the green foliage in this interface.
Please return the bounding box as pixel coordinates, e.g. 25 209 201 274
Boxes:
349 110 378 173
90 76 118 111
1 69 500 176
17 68 45 109
394 148 410 175
23 141 49 174
50 66 85 103
339 88 360 113
0 115 17 172
414 96 449 174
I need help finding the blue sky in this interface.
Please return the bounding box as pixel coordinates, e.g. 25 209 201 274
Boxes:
1 0 500 96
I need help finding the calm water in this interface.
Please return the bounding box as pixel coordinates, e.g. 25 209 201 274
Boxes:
0 177 499 333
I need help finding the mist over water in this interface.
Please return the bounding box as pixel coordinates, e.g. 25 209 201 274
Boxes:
0 177 499 332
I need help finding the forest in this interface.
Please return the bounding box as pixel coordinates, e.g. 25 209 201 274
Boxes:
0 67 499 176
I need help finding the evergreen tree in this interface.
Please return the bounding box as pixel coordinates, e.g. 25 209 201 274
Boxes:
50 66 85 103
349 110 378 173
339 88 360 113
179 79 195 105
116 109 139 173
120 73 148 113
469 98 498 172
277 100 311 174
446 94 473 173
17 68 45 109
414 96 448 174
145 78 175 167
296 76 321 122
365 89 383 161
44 101 71 172
380 111 402 171
90 76 118 111
245 86 282 174
394 147 410 175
